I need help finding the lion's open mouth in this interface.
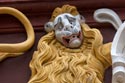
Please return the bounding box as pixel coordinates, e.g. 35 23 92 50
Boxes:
63 31 82 45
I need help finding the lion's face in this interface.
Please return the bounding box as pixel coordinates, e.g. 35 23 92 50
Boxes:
53 13 83 48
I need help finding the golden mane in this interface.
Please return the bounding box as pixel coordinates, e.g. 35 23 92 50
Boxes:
28 23 111 83
28 5 111 83
50 5 79 21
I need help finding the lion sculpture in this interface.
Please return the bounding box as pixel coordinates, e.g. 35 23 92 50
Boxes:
28 5 112 83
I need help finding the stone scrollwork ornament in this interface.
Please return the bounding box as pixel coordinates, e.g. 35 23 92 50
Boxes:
94 9 125 83
0 7 35 61
111 22 125 83
28 5 113 83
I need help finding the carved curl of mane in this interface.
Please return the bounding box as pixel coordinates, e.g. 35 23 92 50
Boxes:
50 5 79 21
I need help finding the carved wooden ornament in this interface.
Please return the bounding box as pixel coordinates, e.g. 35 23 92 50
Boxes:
111 22 125 83
94 8 125 83
28 5 112 83
0 7 35 61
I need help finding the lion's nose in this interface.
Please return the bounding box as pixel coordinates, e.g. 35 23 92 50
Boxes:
64 25 73 31
73 27 79 34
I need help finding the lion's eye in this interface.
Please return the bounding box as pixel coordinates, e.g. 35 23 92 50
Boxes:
70 21 76 26
65 15 76 26
55 23 63 30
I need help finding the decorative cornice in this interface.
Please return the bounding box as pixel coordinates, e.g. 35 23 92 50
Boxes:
0 0 124 33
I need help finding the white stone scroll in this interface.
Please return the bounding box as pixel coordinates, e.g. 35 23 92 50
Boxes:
94 8 125 83
111 22 125 83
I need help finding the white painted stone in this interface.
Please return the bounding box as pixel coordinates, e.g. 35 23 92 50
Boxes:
94 8 125 83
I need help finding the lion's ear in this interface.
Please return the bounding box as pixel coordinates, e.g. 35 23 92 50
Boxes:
75 14 85 23
44 22 54 32
80 15 85 23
